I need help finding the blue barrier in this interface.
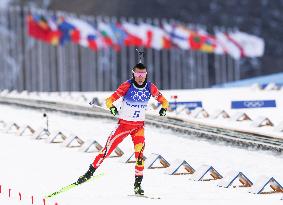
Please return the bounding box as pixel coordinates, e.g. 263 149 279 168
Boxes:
168 101 203 111
231 100 276 109
261 83 283 89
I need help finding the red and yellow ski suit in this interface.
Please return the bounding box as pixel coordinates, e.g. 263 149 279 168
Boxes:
92 79 168 177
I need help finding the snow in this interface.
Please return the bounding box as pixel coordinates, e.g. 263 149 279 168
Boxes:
0 94 283 205
4 86 283 139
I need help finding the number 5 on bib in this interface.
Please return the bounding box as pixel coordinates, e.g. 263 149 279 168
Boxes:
133 110 140 118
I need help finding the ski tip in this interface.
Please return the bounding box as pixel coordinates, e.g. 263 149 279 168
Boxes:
45 192 56 199
45 194 51 198
44 172 104 199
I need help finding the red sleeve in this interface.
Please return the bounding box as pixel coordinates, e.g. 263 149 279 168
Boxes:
150 83 169 109
111 81 131 101
106 81 131 108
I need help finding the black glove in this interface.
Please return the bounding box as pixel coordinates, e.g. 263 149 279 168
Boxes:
159 108 167 116
110 106 118 116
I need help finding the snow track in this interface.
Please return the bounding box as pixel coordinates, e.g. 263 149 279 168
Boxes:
0 98 283 205
0 95 282 153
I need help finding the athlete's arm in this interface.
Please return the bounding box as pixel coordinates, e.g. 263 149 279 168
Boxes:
105 81 131 109
150 83 169 109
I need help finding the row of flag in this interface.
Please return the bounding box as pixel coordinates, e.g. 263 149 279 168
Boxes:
27 13 265 59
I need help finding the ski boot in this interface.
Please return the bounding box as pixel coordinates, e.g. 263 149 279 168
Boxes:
134 176 144 195
76 164 96 185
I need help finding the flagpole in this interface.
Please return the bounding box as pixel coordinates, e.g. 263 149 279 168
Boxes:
145 18 154 83
227 28 234 82
176 20 182 89
161 18 169 89
153 18 161 88
169 19 177 89
111 16 118 91
119 17 127 82
233 28 241 81
189 23 197 88
202 25 209 88
128 17 136 76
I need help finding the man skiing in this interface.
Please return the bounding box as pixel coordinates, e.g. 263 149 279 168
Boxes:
76 62 169 196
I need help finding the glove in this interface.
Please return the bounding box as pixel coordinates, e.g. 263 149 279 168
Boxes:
110 106 118 116
159 108 167 116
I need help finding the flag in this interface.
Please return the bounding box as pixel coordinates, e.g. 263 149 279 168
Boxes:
64 17 102 49
140 23 171 50
215 31 242 59
27 14 43 40
46 16 61 45
190 29 224 54
228 31 264 58
138 23 153 48
87 34 98 51
98 22 120 51
200 35 218 53
122 22 144 47
110 22 128 46
163 23 190 50
27 14 61 45
189 31 206 50
56 16 76 45
204 35 225 54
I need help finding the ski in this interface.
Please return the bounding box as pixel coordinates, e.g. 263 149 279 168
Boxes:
45 173 104 199
128 194 161 200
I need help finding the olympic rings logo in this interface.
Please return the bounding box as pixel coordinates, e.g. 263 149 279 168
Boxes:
131 90 150 102
243 101 264 108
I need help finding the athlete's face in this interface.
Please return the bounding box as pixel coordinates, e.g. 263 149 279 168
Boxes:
133 68 147 85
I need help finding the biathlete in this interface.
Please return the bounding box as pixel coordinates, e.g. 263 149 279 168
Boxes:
77 63 169 195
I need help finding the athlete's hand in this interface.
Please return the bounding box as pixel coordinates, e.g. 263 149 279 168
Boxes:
110 106 118 116
159 108 167 116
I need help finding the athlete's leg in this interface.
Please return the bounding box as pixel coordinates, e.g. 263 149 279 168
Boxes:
131 126 145 176
92 124 134 169
131 126 145 195
77 123 133 184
